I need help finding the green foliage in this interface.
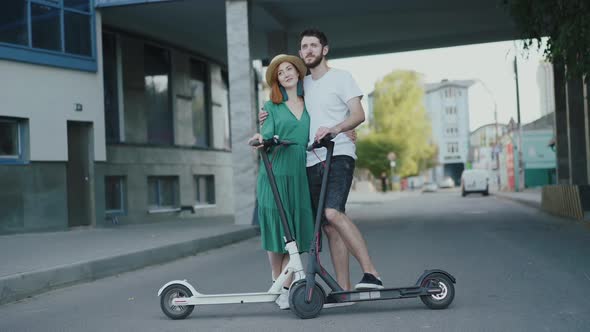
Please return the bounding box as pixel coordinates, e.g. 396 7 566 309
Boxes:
356 134 401 178
356 70 437 178
503 0 590 80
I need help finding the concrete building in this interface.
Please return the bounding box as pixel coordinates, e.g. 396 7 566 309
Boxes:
497 114 556 190
0 0 236 233
521 113 556 187
469 123 509 184
536 61 555 118
424 80 474 185
1 1 106 233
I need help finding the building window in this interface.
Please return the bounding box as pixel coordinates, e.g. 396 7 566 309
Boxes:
0 117 28 164
447 142 459 154
221 70 231 150
105 176 125 214
190 59 210 148
445 107 458 115
0 0 95 71
445 127 458 136
148 176 179 209
103 32 120 143
144 45 173 145
195 175 215 205
0 1 28 46
444 88 455 98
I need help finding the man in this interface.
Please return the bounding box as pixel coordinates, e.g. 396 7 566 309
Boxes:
261 29 383 291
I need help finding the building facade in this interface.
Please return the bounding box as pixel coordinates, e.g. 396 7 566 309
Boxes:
0 0 236 233
497 115 556 191
424 80 473 185
1 1 105 233
468 123 508 188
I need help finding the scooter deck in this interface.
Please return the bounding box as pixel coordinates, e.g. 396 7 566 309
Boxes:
172 291 282 306
325 285 441 304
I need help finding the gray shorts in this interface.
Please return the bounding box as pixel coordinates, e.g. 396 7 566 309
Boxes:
307 155 355 218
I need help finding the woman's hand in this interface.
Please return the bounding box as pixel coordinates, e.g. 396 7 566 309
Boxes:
344 129 357 143
248 133 264 149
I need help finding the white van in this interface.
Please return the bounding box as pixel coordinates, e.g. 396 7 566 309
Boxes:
460 169 489 196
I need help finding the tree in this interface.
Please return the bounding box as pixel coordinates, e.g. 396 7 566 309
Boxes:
503 0 590 80
357 70 437 178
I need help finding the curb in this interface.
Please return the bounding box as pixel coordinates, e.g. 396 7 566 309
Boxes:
493 192 542 210
0 227 258 305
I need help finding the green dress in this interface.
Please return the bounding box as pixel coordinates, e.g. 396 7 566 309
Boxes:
257 100 314 253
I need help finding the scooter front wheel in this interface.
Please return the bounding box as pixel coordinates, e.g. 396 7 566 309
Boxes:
420 273 455 309
289 281 325 319
160 284 195 319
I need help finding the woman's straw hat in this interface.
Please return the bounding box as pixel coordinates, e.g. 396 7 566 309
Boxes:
265 54 307 86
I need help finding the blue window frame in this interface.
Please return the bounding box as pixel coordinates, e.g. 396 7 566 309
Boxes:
0 117 29 165
0 0 96 71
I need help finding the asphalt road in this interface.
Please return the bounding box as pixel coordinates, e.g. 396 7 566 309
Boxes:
1 190 589 332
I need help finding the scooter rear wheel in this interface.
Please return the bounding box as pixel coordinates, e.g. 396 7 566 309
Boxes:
160 284 195 319
420 273 455 309
289 281 325 319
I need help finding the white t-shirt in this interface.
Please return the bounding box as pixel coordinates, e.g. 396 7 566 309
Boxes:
304 68 363 167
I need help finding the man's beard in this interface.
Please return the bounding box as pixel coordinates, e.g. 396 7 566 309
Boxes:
304 53 323 69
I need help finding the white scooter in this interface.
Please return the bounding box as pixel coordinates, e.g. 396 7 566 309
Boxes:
158 136 302 320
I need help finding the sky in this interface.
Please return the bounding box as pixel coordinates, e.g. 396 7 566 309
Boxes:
330 40 549 131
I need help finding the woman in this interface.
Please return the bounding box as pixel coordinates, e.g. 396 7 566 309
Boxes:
249 54 314 310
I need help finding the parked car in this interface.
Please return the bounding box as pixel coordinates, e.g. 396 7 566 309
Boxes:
461 169 489 196
438 176 455 188
422 182 438 193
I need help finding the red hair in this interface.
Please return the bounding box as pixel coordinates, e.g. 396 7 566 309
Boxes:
269 61 300 104
270 81 283 104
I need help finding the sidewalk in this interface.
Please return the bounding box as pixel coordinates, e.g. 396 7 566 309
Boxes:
0 217 257 305
491 188 542 209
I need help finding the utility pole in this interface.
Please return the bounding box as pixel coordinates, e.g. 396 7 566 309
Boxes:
476 79 499 169
514 56 525 192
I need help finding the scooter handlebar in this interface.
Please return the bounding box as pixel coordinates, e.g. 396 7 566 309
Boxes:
249 135 294 148
307 134 336 151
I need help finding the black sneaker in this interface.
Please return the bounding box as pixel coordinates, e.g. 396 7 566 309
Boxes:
354 273 384 290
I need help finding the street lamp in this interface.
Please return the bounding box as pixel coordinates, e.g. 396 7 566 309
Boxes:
474 79 501 189
474 79 499 149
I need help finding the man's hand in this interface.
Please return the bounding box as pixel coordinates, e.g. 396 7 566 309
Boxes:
344 129 357 143
315 126 341 142
258 108 268 126
313 97 365 142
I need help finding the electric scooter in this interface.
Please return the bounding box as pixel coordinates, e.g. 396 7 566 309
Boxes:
158 136 305 320
286 135 456 319
158 135 456 320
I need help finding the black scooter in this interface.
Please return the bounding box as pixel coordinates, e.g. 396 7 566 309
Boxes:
286 135 456 319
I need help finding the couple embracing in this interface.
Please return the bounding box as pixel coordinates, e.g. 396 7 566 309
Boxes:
250 29 383 310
